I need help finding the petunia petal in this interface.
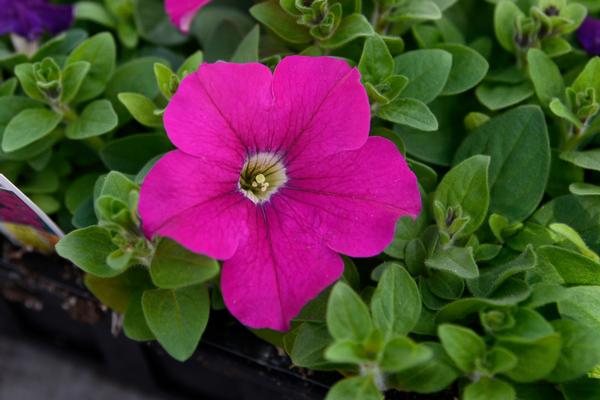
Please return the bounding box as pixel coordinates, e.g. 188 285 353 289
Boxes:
164 62 274 164
221 198 344 331
271 56 371 163
283 136 421 257
138 150 248 260
165 0 211 33
578 16 600 56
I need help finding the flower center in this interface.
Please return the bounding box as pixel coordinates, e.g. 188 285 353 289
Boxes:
239 152 287 204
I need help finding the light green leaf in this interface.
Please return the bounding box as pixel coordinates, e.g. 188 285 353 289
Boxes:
150 237 219 289
327 282 373 342
370 264 421 338
56 226 121 277
426 246 479 279
379 337 432 373
438 324 486 373
320 14 374 49
66 99 118 139
464 378 516 400
376 98 438 131
66 32 116 103
434 155 490 237
118 93 162 128
527 49 565 107
325 376 382 400
249 2 311 44
2 108 62 152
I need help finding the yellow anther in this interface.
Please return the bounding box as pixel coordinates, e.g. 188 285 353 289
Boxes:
255 174 266 184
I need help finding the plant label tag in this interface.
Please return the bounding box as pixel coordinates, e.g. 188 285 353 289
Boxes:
0 174 64 253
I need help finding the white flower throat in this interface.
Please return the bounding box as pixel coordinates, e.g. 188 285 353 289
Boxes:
239 152 288 204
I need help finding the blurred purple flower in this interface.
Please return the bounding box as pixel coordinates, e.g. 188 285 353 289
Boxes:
0 0 74 41
578 16 600 56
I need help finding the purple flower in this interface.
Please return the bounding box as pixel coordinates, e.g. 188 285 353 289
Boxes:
578 16 600 56
0 0 74 41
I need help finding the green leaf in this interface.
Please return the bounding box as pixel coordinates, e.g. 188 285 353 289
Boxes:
324 340 368 365
379 337 432 373
561 377 600 400
541 36 571 58
66 99 118 139
464 378 516 400
178 51 204 77
0 77 17 96
150 237 219 289
61 61 91 104
327 282 373 342
376 98 438 131
123 290 155 341
98 171 138 203
325 376 382 400
498 334 561 382
390 343 459 394
467 246 537 297
572 58 600 97
359 35 394 84
527 49 565 107
549 98 583 128
14 63 45 102
434 155 490 237
426 270 464 300
494 1 524 53
538 246 600 285
570 183 600 196
454 106 550 222
493 308 554 342
438 44 489 96
438 324 486 373
558 286 600 330
547 320 600 383
320 14 374 49
99 133 172 174
2 109 62 152
532 195 600 252
84 267 151 313
389 0 442 22
105 57 164 123
76 2 116 27
249 2 311 44
56 226 120 277
426 246 479 279
394 49 452 104
66 33 116 103
476 81 534 111
289 322 334 369
371 264 421 338
486 347 518 375
560 150 600 172
117 93 162 128
231 25 260 63
142 285 210 361
134 0 185 45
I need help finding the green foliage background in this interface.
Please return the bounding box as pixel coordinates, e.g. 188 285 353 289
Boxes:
2 0 600 398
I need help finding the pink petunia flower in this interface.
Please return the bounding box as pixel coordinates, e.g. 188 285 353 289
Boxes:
165 0 211 33
138 56 421 331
